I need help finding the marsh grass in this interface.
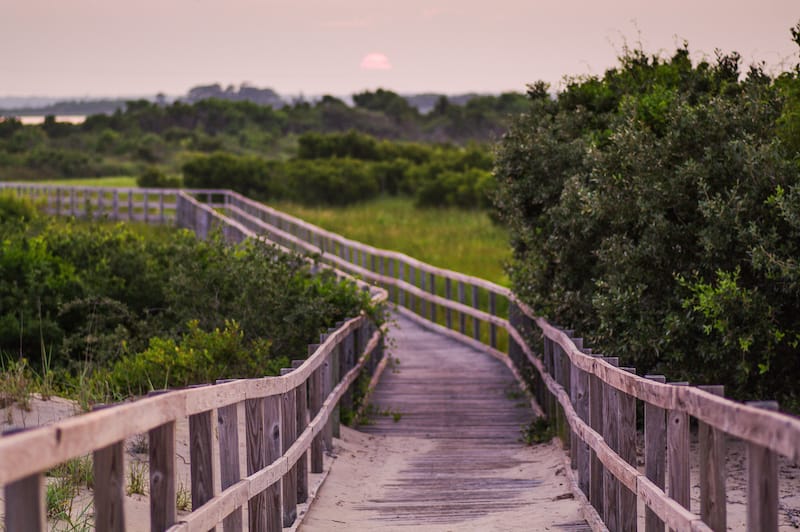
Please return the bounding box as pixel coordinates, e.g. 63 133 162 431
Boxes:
273 197 510 285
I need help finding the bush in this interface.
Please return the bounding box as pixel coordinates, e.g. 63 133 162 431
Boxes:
137 166 182 188
494 34 800 406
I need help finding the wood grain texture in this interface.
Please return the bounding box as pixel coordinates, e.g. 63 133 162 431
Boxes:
263 395 282 532
93 441 126 532
698 385 726 532
356 314 589 528
246 397 268 532
747 401 779 532
217 402 243 531
619 368 637 532
189 409 215 512
667 382 690 519
149 421 177 531
644 375 667 532
4 471 45 532
281 387 298 527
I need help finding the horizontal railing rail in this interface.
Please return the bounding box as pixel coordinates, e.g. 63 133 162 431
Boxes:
4 182 799 531
216 188 799 532
0 184 388 532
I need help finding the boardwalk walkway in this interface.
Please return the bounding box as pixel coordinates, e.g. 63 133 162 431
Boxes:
301 313 589 531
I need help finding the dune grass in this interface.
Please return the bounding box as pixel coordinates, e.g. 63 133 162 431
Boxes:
272 197 510 286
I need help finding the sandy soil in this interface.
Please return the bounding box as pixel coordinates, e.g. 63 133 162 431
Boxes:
300 426 587 531
1 396 798 530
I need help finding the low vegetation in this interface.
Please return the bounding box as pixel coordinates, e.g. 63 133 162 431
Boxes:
0 195 376 406
495 25 800 408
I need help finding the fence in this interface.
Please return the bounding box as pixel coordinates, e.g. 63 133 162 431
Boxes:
0 184 388 531
216 188 800 532
3 183 800 531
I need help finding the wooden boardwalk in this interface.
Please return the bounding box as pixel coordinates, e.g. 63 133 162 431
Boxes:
301 313 589 530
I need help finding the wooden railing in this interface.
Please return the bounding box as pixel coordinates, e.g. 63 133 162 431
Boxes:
0 184 388 531
216 189 800 532
4 183 800 531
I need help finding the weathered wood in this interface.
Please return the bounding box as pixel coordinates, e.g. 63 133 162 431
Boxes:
189 409 215 512
644 375 667 532
619 367 637 532
309 358 324 474
668 382 691 528
4 471 45 532
398 261 406 307
331 342 341 439
569 337 582 469
588 357 605 515
458 281 466 334
3 427 45 532
263 395 282 532
149 420 177 531
429 272 437 322
217 401 243 531
420 268 428 319
576 362 591 497
601 357 620 532
293 363 309 503
445 277 453 329
246 397 268 531
698 385 726 532
472 285 480 341
280 371 298 527
747 401 779 532
489 291 497 348
93 440 126 532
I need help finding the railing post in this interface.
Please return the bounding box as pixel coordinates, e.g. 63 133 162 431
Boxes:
3 427 45 532
644 375 667 532
747 401 779 532
246 397 268 531
429 273 437 323
668 381 691 531
291 360 310 504
575 351 591 498
588 354 605 516
185 388 215 518
445 278 452 329
619 367 637 532
458 281 466 334
420 269 428 319
308 344 324 474
143 191 149 224
149 418 177 531
280 368 298 527
601 356 620 531
489 292 497 348
398 262 406 307
699 385 726 531
472 285 480 341
406 265 414 311
216 393 243 531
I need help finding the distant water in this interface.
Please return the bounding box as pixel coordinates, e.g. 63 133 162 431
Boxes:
16 115 86 125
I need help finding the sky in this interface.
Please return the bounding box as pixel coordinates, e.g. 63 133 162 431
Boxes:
1 0 798 98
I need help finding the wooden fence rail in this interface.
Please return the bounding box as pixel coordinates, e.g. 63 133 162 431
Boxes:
4 183 800 531
0 184 387 532
216 188 800 532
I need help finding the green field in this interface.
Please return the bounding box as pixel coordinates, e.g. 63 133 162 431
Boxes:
39 176 137 187
272 197 510 285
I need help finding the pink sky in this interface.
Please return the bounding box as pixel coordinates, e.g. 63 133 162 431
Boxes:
1 0 797 97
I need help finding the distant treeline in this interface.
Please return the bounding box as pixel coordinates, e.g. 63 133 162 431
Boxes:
0 89 520 208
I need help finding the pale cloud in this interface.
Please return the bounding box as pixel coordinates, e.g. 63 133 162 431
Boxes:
360 53 392 70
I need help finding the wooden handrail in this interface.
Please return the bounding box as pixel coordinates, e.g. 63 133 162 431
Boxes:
0 183 388 531
3 183 797 532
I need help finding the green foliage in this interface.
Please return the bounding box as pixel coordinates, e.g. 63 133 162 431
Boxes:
0 198 376 405
495 30 800 406
137 166 182 188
